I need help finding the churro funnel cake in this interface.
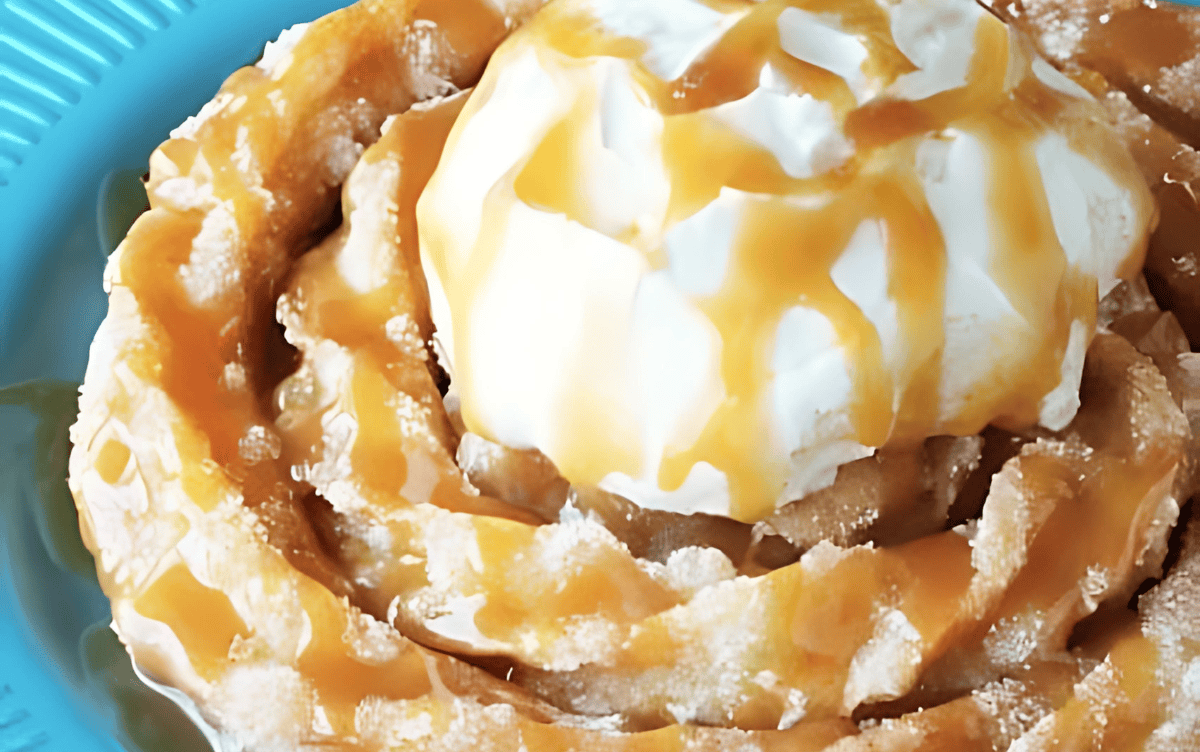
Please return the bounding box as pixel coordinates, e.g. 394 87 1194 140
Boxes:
67 0 1200 750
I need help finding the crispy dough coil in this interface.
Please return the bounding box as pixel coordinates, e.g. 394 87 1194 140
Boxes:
69 0 1200 749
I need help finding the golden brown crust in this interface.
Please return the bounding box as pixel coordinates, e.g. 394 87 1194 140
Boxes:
69 0 1200 749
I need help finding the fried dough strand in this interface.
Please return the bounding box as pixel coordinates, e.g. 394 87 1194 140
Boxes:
68 0 1200 749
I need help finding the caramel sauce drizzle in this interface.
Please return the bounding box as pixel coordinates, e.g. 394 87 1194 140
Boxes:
133 564 252 682
78 0 1183 743
430 0 1150 521
115 0 534 725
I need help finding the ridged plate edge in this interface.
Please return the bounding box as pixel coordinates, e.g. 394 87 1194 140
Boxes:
0 0 200 187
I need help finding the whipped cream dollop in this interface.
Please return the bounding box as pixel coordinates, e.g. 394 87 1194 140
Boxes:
417 0 1154 523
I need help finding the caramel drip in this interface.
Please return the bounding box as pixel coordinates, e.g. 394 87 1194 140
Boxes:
513 93 597 226
95 439 131 485
1029 628 1165 751
112 4 562 730
876 175 947 441
296 587 433 711
658 110 828 226
657 4 799 115
548 368 644 487
844 14 1012 149
655 190 894 521
349 360 414 498
972 114 1075 431
283 95 543 526
537 0 905 117
295 93 468 395
652 126 948 520
531 1 649 67
134 564 251 681
994 427 1180 645
432 0 1153 521
667 8 785 114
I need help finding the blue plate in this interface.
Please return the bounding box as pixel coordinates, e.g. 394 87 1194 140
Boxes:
0 1 353 749
2 0 1200 751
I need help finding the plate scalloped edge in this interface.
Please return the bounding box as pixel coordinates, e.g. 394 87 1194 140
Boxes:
0 0 204 188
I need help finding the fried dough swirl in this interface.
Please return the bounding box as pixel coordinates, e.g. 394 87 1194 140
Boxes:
69 0 1200 750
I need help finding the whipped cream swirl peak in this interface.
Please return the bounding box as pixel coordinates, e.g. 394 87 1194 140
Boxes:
417 0 1154 523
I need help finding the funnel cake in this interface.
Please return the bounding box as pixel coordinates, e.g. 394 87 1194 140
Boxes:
68 0 1200 750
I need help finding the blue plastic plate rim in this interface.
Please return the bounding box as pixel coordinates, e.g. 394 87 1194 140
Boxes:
0 1 354 749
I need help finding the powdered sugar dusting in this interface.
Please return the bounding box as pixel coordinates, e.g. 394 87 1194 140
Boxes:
257 23 311 77
1158 57 1200 118
522 575 781 725
1140 519 1200 747
663 546 737 597
971 677 1056 748
177 201 241 306
210 664 314 752
170 92 235 141
982 611 1044 672
1019 0 1090 62
843 608 924 711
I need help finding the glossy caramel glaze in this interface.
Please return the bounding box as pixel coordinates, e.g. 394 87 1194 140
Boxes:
65 0 1200 750
420 0 1156 522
